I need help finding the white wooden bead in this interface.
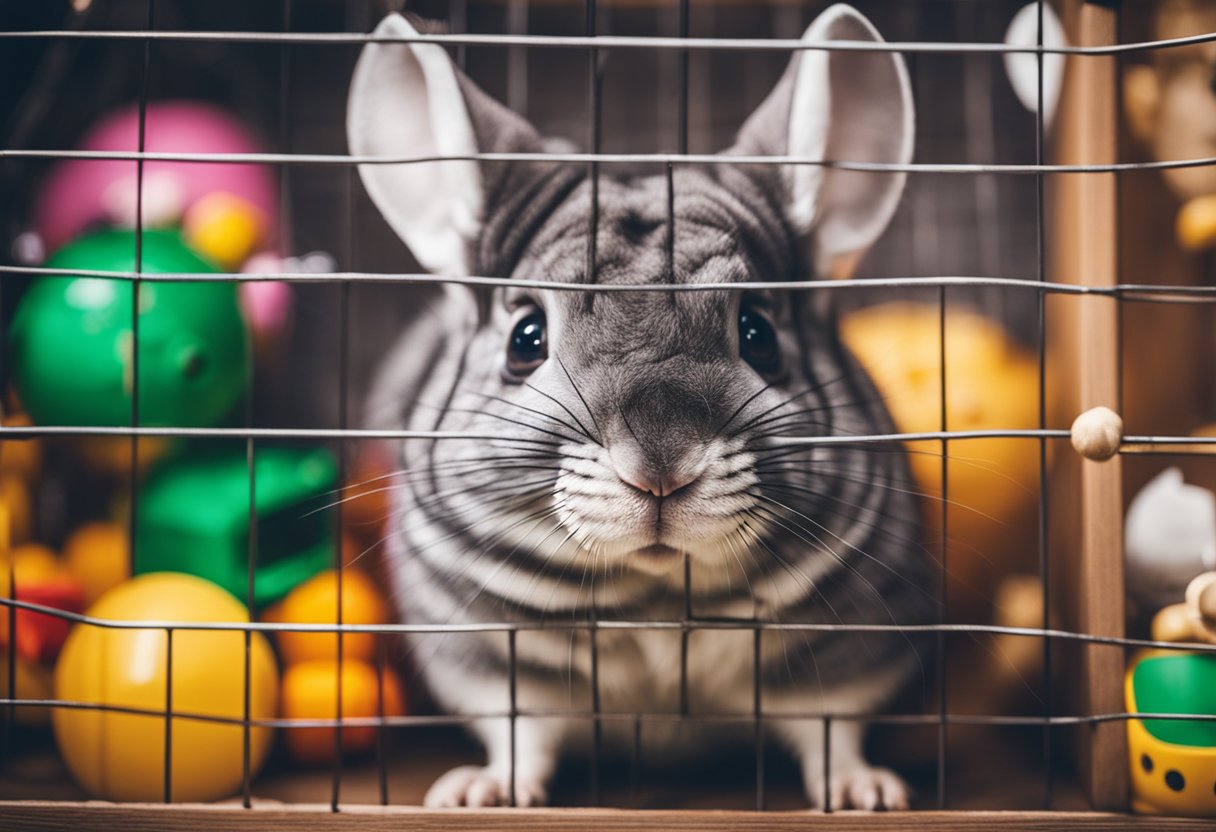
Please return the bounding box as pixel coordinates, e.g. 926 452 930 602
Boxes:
1070 406 1123 462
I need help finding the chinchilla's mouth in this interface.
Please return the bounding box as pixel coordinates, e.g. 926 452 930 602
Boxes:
633 543 681 560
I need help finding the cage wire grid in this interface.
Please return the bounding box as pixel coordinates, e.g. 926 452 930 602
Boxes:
1 0 1215 818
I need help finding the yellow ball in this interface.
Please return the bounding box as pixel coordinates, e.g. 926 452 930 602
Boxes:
53 573 278 802
184 192 266 270
62 522 130 608
841 304 1042 618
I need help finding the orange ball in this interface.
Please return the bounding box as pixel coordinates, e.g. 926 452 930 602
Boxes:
62 522 130 607
262 568 389 665
1 476 33 545
280 659 404 765
3 542 61 582
1 412 41 483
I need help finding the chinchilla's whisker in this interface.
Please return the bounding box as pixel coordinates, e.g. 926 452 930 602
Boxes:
747 501 907 679
472 388 598 447
726 362 881 439
715 380 772 436
759 492 929 616
448 501 570 616
525 380 602 447
753 492 938 605
740 512 824 692
761 465 1005 525
303 454 562 518
397 500 569 691
405 462 561 507
754 461 924 496
556 354 604 443
401 475 556 531
304 466 548 521
728 386 820 439
441 404 585 446
761 481 925 538
413 398 573 445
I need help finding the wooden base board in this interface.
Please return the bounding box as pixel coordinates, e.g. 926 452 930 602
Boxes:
2 804 1214 832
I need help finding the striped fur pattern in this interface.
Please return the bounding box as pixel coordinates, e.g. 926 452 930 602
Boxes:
351 5 936 811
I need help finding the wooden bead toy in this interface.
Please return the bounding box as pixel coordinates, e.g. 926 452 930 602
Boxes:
1070 406 1123 462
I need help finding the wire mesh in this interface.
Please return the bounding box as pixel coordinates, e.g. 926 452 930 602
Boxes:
0 0 1213 820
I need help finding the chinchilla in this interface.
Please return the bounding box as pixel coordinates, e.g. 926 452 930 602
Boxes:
347 3 935 810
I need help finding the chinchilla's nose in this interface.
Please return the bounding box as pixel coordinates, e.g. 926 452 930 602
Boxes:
610 443 708 499
609 374 717 497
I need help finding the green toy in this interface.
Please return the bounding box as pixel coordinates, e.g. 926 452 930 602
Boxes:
9 229 247 428
135 445 338 606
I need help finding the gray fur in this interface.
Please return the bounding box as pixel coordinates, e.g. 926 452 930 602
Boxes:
353 6 935 809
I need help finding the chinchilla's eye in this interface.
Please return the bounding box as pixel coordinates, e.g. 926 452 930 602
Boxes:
505 309 548 378
739 305 780 374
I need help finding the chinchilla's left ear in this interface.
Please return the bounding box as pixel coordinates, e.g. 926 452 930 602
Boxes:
729 3 914 279
347 13 560 284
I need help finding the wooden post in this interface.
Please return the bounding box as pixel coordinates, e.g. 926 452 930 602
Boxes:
1051 0 1127 811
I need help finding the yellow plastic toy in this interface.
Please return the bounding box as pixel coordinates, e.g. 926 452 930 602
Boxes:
62 522 130 607
53 572 278 802
1126 651 1216 817
1127 572 1216 817
841 303 1041 619
262 567 389 665
280 659 405 764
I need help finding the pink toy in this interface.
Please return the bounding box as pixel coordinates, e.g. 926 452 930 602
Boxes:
240 255 294 345
33 101 279 266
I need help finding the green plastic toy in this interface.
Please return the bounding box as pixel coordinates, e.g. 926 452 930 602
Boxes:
9 229 247 428
135 445 338 606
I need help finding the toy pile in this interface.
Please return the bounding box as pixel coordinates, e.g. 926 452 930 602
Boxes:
2 100 403 803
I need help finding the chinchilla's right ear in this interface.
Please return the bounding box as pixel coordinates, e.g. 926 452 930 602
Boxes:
348 13 556 306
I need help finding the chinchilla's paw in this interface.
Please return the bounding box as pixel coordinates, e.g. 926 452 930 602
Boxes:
423 764 549 808
807 764 911 811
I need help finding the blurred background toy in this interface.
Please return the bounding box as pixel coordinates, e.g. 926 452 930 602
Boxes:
1126 469 1216 617
1123 1 1216 251
28 99 296 354
0 542 85 665
1125 649 1216 818
135 446 337 607
8 229 248 471
61 521 129 608
33 101 276 263
1002 3 1066 130
841 302 1043 622
52 572 278 802
280 659 405 766
263 567 389 665
0 655 54 727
